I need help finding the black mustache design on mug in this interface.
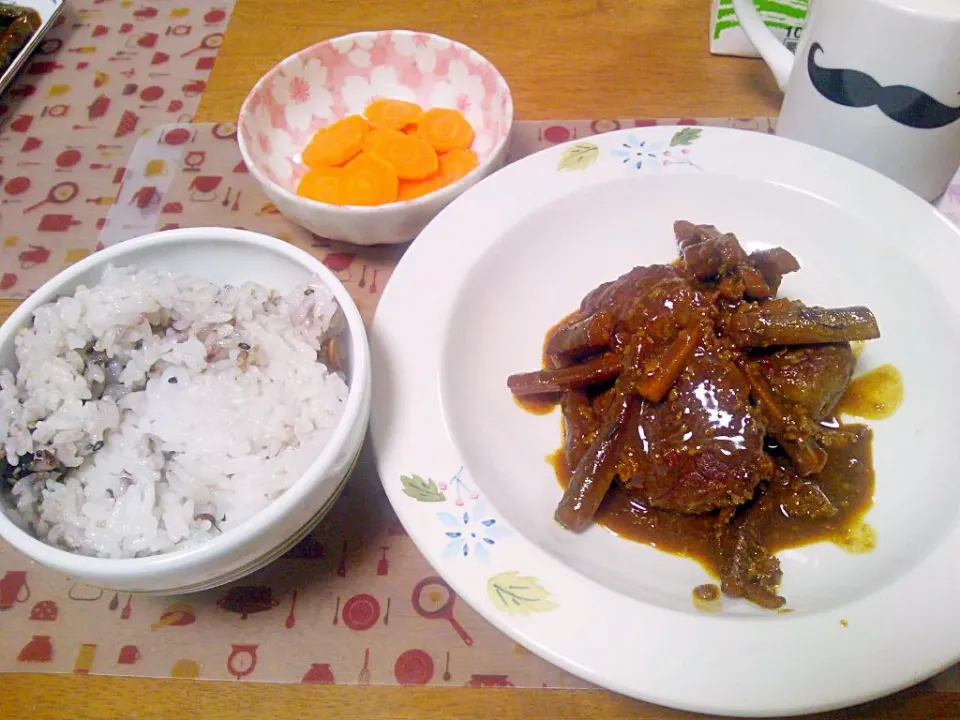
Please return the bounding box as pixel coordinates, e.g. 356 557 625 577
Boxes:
807 42 960 130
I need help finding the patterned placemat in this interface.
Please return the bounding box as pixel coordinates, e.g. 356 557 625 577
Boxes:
0 0 237 299
2 117 960 693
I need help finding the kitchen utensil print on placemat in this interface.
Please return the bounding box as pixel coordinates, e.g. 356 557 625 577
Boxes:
216 586 280 619
29 600 58 621
3 175 32 200
341 593 381 631
211 122 237 140
108 592 133 619
22 180 79 213
226 644 258 680
302 662 336 684
0 570 30 609
465 674 515 688
170 659 200 678
187 174 222 202
54 148 82 170
412 576 473 646
67 583 103 602
36 213 81 232
394 649 434 685
18 635 53 663
117 645 140 665
358 648 371 684
0 0 238 298
180 32 224 58
73 644 97 674
183 150 205 171
151 603 196 631
17 243 51 268
285 590 298 629
321 252 357 281
336 540 349 577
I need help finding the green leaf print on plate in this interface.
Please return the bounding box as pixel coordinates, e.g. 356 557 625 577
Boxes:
557 142 599 171
670 128 703 146
487 571 558 616
400 474 446 502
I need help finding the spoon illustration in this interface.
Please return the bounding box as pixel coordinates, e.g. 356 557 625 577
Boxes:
285 590 298 629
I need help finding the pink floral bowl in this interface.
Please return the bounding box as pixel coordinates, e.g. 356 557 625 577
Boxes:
237 30 514 246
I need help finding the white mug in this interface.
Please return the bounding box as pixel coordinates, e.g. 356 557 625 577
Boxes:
733 0 960 201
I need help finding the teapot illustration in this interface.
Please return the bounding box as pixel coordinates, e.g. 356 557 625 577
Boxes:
302 663 336 684
18 635 53 663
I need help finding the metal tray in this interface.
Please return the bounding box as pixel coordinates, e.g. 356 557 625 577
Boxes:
0 0 66 98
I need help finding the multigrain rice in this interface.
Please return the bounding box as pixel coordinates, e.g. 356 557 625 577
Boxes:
0 265 348 558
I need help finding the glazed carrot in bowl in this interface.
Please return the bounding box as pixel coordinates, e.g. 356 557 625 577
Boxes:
417 107 476 153
297 98 480 205
238 30 513 246
364 98 422 131
301 115 370 168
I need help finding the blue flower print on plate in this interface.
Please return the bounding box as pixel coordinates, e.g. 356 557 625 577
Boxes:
610 128 704 171
438 497 511 563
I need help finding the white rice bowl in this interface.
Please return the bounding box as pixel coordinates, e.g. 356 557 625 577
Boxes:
0 264 349 559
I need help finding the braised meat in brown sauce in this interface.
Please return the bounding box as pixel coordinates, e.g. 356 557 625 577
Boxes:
508 221 885 610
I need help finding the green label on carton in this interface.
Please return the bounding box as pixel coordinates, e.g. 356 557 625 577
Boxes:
713 0 808 40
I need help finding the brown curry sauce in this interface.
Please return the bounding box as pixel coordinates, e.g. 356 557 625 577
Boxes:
508 225 902 609
535 362 902 579
834 364 903 421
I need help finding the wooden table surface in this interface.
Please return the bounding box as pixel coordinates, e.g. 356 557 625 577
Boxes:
2 1 958 718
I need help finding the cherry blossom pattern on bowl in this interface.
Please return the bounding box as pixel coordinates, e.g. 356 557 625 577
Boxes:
237 30 514 246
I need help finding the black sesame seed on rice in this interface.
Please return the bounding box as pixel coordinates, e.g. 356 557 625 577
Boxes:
168 377 178 384
238 342 251 351
304 288 315 295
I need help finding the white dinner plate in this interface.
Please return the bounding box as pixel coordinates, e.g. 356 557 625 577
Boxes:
370 125 960 716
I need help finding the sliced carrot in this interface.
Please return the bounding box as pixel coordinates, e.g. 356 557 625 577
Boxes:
367 132 438 181
417 107 475 152
297 166 346 204
301 114 370 168
364 127 404 155
298 106 476 204
398 175 444 201
341 151 398 205
438 148 479 184
364 98 423 131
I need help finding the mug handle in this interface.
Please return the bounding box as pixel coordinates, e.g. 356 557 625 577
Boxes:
731 0 795 91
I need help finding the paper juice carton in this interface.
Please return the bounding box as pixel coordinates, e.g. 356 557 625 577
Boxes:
710 0 809 58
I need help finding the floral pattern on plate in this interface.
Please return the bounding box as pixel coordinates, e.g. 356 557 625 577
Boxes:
487 572 558 616
438 498 510 563
610 127 703 171
557 128 704 172
400 469 553 608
